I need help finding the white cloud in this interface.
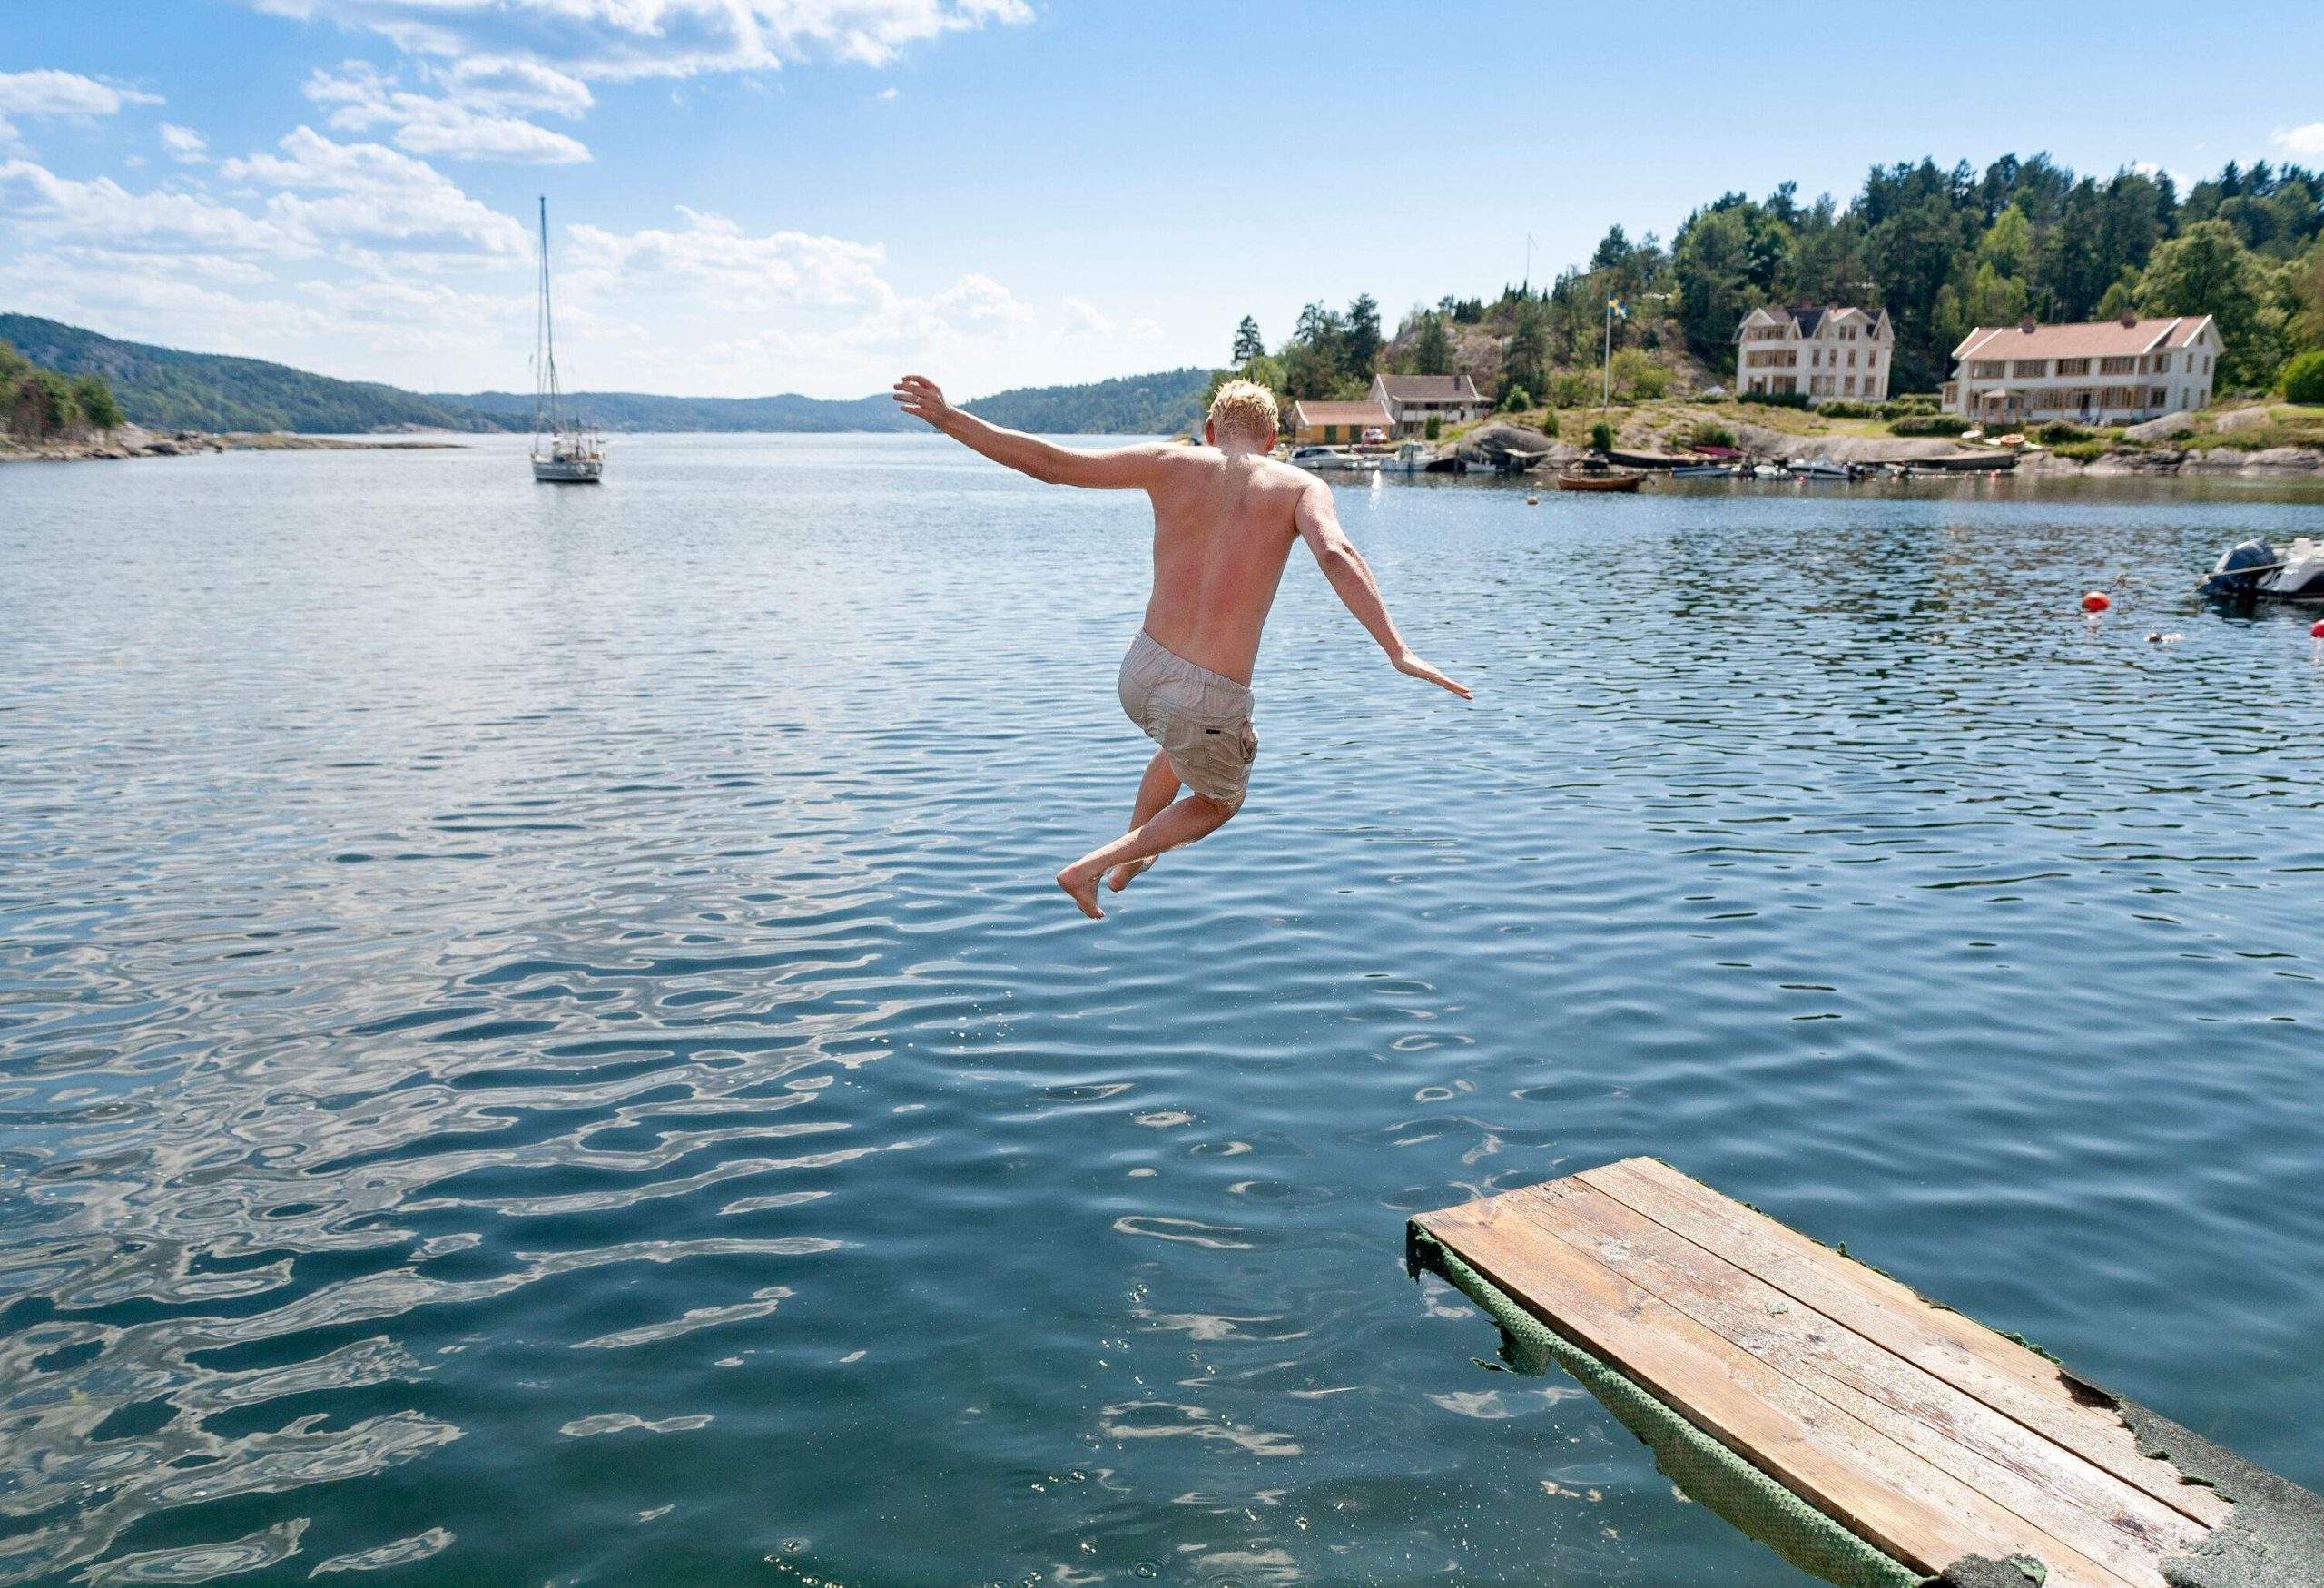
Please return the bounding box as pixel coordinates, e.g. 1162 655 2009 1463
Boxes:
160 123 210 163
222 126 529 252
242 0 1031 80
2273 123 2324 161
306 63 589 163
0 68 162 143
1128 317 1162 341
876 85 899 101
1060 296 1115 337
0 157 294 255
565 206 889 307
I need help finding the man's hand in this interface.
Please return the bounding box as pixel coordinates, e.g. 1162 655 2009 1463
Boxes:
1394 650 1472 700
892 374 953 427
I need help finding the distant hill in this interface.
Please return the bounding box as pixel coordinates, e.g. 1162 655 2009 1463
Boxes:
0 314 516 435
2 313 1210 436
438 388 913 433
965 368 1209 435
440 367 1214 435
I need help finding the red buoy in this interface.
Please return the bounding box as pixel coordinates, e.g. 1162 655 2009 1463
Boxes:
2311 619 2324 639
2082 591 2111 613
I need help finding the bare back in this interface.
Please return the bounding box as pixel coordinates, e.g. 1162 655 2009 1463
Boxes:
1137 448 1314 685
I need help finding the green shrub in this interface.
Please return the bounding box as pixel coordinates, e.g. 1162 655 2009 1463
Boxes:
1548 370 1592 409
1882 392 1942 416
2284 350 2324 405
1689 419 1735 449
1500 386 1532 414
73 374 123 432
1610 348 1666 401
1423 415 1442 440
1589 419 1615 452
1814 399 1880 419
1889 413 1970 437
2037 419 2095 443
1738 390 1810 409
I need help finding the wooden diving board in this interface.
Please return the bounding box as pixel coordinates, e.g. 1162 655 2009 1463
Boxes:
1409 1158 2275 1588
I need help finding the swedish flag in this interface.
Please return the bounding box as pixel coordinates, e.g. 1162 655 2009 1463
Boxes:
1608 297 1627 319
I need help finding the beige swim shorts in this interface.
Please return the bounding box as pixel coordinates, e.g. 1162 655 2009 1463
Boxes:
1118 630 1258 814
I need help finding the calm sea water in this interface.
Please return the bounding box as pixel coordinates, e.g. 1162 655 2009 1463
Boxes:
3 432 2322 1587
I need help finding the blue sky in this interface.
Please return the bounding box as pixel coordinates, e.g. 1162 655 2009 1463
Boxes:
4 1 2319 399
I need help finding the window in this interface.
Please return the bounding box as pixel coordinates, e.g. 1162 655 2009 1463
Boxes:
1971 360 2006 378
2011 360 2048 378
2151 389 2168 407
2099 356 2135 374
1844 376 1856 395
2055 358 2090 377
1847 350 1857 367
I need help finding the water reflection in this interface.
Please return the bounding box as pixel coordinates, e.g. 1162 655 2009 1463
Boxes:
1 436 2319 1583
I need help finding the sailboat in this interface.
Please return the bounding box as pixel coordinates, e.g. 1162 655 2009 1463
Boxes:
530 196 604 484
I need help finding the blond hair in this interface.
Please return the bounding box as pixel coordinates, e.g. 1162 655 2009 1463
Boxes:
1208 380 1280 447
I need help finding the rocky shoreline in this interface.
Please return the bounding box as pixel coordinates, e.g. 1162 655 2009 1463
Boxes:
1451 413 2324 479
1 423 465 463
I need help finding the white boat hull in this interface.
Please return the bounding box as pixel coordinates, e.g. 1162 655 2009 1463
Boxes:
532 454 602 484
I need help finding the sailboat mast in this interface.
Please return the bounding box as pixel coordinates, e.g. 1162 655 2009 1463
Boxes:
537 195 563 439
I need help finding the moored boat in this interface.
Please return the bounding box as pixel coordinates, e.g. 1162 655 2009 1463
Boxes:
1789 458 1851 481
1555 454 1645 492
529 196 604 485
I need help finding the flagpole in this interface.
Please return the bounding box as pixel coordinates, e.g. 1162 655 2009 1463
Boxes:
1601 298 1613 409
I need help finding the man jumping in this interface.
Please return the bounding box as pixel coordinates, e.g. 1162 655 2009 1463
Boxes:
892 374 1471 919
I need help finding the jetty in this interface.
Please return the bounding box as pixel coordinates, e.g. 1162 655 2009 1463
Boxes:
1409 1157 2321 1588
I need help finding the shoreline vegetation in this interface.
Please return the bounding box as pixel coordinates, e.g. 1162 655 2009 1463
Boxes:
0 313 1212 451
1206 149 2324 478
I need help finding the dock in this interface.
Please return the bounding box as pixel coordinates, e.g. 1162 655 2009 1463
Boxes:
1409 1158 2321 1588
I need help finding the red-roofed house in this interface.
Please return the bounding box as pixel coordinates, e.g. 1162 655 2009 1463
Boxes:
1289 400 1393 446
1943 314 2220 423
1367 373 1486 436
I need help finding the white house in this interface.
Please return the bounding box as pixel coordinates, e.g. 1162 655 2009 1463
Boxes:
1733 305 1893 402
1368 373 1486 436
1943 314 2219 424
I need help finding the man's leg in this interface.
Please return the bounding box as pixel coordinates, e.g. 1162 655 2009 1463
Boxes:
1056 793 1235 919
1108 749 1179 893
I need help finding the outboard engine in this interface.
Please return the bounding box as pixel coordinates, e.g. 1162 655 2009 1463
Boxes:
2201 538 2281 599
2261 538 2324 602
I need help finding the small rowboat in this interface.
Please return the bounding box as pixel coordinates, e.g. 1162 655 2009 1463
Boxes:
1556 456 1645 492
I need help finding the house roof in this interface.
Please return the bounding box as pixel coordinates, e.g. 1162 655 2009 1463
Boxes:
1374 374 1481 401
1953 316 2214 363
1292 401 1393 427
1734 304 1889 342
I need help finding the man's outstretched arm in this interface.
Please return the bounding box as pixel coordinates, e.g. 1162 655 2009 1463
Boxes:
1295 478 1472 699
893 374 1170 489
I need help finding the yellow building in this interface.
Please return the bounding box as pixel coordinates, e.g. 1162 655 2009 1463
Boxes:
1289 400 1393 447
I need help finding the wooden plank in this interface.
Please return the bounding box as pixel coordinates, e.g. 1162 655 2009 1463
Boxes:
1577 1158 2230 1530
1416 1195 2137 1587
1512 1179 2196 1588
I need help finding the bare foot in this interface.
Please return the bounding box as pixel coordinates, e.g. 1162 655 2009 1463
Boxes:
1055 864 1105 920
1106 856 1155 893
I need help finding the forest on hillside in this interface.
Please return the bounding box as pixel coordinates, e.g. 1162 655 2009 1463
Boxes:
1222 153 2324 411
1 337 123 443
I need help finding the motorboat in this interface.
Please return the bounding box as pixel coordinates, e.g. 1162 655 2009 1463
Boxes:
1750 462 1787 479
1789 458 1852 481
1288 445 1376 471
2201 537 2324 602
1670 462 1738 479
